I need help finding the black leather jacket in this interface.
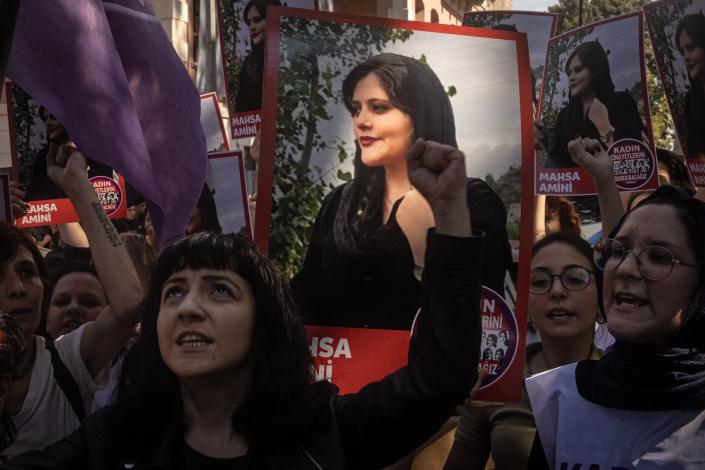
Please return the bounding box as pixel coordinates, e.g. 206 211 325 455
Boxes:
3 231 484 470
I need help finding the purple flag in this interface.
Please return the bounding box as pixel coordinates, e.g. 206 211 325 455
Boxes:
7 0 206 245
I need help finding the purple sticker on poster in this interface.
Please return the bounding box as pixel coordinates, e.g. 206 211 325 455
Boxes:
478 286 519 389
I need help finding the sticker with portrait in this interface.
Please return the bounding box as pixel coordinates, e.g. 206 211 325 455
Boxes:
201 92 230 153
216 0 317 140
255 8 535 401
463 11 558 115
5 82 127 228
645 0 705 186
535 12 659 196
0 174 11 223
205 151 252 238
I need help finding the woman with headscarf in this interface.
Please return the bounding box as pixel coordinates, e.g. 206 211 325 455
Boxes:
675 13 705 160
546 41 644 168
526 138 705 468
234 0 281 113
292 53 512 329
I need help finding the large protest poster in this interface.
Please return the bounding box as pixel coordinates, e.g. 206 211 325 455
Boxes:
200 93 230 153
463 11 558 112
535 12 659 196
5 83 127 227
216 0 317 140
255 8 535 401
645 0 705 186
206 151 252 237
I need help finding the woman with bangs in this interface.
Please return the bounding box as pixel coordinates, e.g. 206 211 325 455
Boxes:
293 53 511 330
526 137 705 468
2 123 485 469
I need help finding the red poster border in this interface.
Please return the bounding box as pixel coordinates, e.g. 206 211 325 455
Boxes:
200 92 230 151
534 11 657 196
207 150 253 239
255 8 535 402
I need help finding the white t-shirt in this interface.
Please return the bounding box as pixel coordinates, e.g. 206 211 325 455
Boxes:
526 362 705 470
6 324 98 457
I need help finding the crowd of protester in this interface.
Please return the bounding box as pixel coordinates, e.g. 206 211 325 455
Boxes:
0 95 704 470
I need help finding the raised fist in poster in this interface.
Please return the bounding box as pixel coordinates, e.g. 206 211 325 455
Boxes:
407 137 470 236
568 137 614 184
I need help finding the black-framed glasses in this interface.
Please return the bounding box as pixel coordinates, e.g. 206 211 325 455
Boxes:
593 238 699 281
529 266 594 295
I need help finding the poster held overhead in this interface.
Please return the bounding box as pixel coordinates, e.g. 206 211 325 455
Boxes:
216 0 317 140
6 83 127 228
535 12 659 196
645 0 705 186
256 8 535 401
206 151 252 238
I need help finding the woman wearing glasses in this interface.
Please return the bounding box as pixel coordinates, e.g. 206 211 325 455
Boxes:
445 231 602 470
526 138 705 468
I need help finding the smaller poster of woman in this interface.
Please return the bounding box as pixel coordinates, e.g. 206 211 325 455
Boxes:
463 11 558 112
200 92 229 153
5 83 127 228
645 0 705 186
206 151 252 237
535 12 658 196
216 0 317 140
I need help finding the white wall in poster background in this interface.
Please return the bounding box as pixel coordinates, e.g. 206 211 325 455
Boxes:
305 28 522 187
206 156 248 234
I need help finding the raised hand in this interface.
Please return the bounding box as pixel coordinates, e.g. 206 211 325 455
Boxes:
568 137 614 184
46 143 90 196
407 138 470 237
586 98 612 137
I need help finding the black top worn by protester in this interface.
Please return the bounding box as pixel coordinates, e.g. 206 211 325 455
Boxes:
2 231 484 470
293 178 510 330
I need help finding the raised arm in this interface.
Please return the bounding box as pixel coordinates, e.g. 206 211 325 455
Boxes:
334 139 482 468
47 144 143 378
568 137 624 237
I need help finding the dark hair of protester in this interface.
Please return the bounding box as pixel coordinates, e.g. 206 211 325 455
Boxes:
546 196 582 237
0 222 50 335
107 233 330 458
48 262 98 289
657 148 696 194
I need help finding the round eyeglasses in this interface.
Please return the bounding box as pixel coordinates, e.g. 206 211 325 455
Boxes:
593 238 699 281
529 266 594 295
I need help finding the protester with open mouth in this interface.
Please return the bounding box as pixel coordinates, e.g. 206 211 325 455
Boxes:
1 127 485 470
526 138 705 468
446 231 603 470
675 13 705 160
545 41 644 169
292 52 511 330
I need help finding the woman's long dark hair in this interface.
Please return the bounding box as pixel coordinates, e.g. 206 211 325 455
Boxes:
334 53 457 250
107 232 330 458
675 14 705 79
